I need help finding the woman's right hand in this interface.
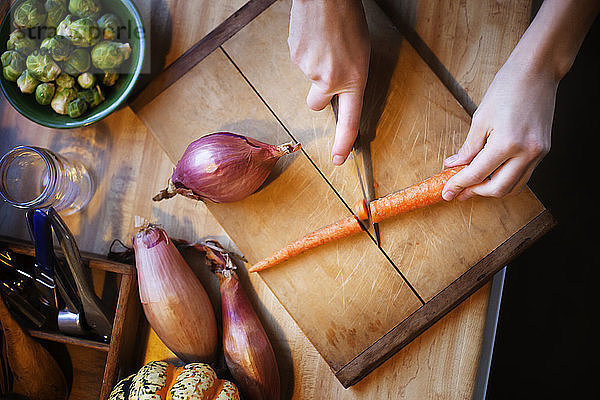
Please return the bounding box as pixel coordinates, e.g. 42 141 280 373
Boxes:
288 0 370 165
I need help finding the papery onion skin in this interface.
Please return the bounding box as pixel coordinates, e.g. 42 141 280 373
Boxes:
217 268 280 400
132 224 218 364
153 132 301 203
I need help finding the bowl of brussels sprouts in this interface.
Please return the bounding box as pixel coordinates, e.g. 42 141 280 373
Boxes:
0 0 145 128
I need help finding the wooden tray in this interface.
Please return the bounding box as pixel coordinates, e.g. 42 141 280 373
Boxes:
0 236 140 400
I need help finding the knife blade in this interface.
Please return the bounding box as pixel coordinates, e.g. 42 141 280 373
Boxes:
330 95 381 246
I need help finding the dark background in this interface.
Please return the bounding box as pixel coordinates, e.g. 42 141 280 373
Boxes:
486 6 600 400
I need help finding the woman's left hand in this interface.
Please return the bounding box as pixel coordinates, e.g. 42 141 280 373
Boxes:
442 56 556 201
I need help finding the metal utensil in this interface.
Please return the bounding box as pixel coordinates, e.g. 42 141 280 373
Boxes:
0 282 46 329
47 207 113 341
27 209 57 308
55 254 89 337
0 247 47 329
0 248 34 282
330 95 381 246
26 209 88 336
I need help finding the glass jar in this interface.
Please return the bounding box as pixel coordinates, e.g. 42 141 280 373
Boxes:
0 146 94 215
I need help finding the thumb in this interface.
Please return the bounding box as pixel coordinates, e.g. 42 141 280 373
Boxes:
444 118 488 167
306 83 333 111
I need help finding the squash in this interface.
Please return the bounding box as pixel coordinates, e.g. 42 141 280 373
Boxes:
109 361 240 400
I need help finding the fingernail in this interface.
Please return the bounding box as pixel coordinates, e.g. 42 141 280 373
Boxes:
331 154 345 165
442 189 455 201
444 154 458 166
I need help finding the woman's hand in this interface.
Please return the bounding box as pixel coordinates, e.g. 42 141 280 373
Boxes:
442 0 600 201
442 58 556 201
288 0 370 165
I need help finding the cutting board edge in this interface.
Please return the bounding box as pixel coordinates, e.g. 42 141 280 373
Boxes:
333 208 556 388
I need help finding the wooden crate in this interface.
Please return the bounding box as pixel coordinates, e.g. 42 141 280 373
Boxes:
0 236 140 400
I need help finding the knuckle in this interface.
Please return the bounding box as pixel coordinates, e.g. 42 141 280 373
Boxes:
305 70 321 83
503 137 525 154
319 73 337 91
461 168 487 185
526 139 550 159
487 182 512 198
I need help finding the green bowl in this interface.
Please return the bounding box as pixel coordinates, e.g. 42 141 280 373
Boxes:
0 0 145 128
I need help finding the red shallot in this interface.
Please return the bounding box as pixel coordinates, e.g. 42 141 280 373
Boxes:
153 132 301 203
201 241 280 400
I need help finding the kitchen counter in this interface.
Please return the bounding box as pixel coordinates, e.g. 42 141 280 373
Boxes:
0 1 533 398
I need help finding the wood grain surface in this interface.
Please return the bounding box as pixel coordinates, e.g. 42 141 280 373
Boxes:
0 0 537 398
377 0 532 106
136 0 546 384
222 0 545 301
146 0 248 69
137 48 422 371
130 0 277 111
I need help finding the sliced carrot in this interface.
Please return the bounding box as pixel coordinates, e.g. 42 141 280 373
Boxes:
354 198 369 221
358 165 465 222
248 166 466 273
248 216 363 273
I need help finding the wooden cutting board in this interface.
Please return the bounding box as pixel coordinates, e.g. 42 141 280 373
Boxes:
133 0 554 387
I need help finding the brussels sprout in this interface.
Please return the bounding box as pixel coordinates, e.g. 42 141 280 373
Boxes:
1 50 26 82
56 72 74 88
44 0 68 29
66 97 88 118
56 14 74 36
16 69 40 93
77 84 104 108
7 30 37 55
68 0 100 19
62 48 91 75
26 50 61 82
91 41 131 71
97 13 123 41
12 0 47 29
65 17 101 47
35 82 55 105
76 71 95 89
40 35 72 61
50 86 76 114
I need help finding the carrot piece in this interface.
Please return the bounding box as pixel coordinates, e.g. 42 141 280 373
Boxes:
357 165 465 222
248 215 363 273
248 166 466 273
354 198 368 221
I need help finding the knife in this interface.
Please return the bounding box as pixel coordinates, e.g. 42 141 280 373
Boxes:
26 209 90 336
26 208 58 309
330 95 381 246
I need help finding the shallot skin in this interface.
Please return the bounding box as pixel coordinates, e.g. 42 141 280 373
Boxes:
218 269 280 400
133 224 218 364
154 132 300 203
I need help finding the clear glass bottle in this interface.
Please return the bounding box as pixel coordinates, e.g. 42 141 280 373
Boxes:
0 146 94 215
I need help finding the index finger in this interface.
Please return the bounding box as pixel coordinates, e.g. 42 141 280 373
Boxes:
331 91 363 165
